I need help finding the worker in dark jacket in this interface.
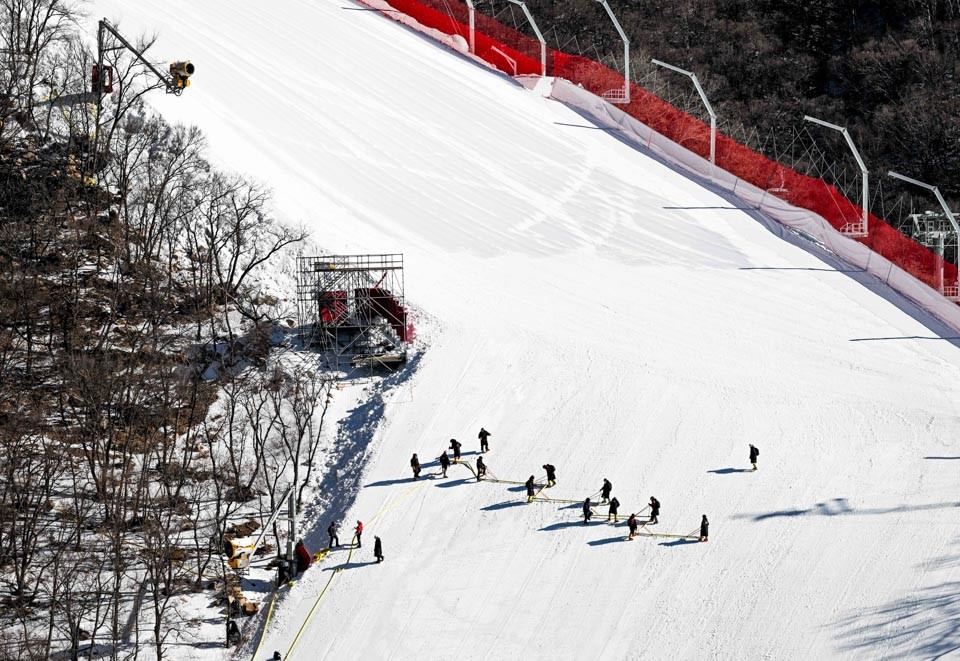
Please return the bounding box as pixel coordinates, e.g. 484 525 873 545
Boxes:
648 497 660 524
277 563 290 586
450 438 462 462
476 455 487 481
582 498 593 524
295 540 311 573
227 619 241 645
478 427 491 453
374 536 384 563
699 515 709 542
749 444 759 471
608 496 620 522
327 520 340 548
601 479 613 504
525 475 536 501
411 453 421 480
627 513 639 539
439 451 450 477
543 464 557 487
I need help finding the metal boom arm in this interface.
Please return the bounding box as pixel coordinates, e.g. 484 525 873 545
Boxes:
97 19 181 95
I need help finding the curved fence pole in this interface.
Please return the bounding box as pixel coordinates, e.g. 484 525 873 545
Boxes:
804 115 869 237
464 0 475 54
651 59 715 164
889 170 960 297
595 0 630 104
506 0 546 77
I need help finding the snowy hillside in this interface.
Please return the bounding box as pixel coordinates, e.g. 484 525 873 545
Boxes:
95 1 960 658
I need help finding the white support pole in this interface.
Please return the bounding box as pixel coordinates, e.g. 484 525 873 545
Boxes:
507 0 546 77
464 0 475 54
596 0 630 104
938 231 946 293
889 170 960 293
804 115 869 235
651 59 716 164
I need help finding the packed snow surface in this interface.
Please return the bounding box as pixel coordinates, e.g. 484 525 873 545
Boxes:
96 1 960 658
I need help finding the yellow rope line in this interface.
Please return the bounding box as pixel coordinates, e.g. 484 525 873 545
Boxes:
249 587 281 661
263 460 698 659
283 474 436 658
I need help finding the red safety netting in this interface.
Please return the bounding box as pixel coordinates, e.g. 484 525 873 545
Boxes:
382 0 547 75
363 0 956 295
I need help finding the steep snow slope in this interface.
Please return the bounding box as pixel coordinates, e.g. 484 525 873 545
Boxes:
95 1 960 658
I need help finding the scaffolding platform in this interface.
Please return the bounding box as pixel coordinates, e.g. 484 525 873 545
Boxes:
296 254 409 372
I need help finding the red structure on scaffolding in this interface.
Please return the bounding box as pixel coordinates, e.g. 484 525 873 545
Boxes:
297 254 410 371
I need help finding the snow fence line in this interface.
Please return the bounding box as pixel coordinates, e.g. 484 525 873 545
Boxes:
349 0 960 335
545 77 960 335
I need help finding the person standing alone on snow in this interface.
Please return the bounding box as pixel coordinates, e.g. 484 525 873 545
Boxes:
328 520 340 548
543 464 557 487
479 427 491 453
354 520 363 548
450 438 462 462
601 478 612 504
374 536 384 563
476 455 487 481
439 451 450 477
608 496 620 522
411 453 421 480
525 475 536 502
648 497 660 525
699 515 709 542
582 498 593 524
749 444 759 471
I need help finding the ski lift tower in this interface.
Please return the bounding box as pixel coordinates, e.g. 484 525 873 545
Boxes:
296 254 409 371
908 211 960 300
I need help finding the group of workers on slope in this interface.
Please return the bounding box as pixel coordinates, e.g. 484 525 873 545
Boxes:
268 437 759 659
415 430 760 544
286 520 384 583
302 439 753 576
293 428 490 579
410 427 492 480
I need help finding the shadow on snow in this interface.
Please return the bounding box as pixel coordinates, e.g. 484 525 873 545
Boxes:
540 520 590 532
835 579 960 658
659 538 699 548
736 498 960 522
481 500 527 511
434 478 473 489
587 536 626 546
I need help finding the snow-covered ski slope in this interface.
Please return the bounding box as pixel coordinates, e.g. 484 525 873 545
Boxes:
96 1 960 658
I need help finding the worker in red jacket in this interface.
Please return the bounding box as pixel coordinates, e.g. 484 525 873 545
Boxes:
354 520 364 548
295 540 311 574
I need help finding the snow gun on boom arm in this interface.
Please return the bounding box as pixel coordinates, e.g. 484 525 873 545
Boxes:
94 19 195 102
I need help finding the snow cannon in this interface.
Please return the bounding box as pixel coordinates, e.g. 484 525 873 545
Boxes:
169 60 195 92
224 535 256 570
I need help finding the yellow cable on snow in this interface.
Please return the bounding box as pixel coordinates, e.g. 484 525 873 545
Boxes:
249 587 281 661
283 474 437 658
267 460 694 660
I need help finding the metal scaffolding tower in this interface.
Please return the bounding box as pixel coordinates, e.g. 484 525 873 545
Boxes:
908 212 959 300
296 254 409 371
